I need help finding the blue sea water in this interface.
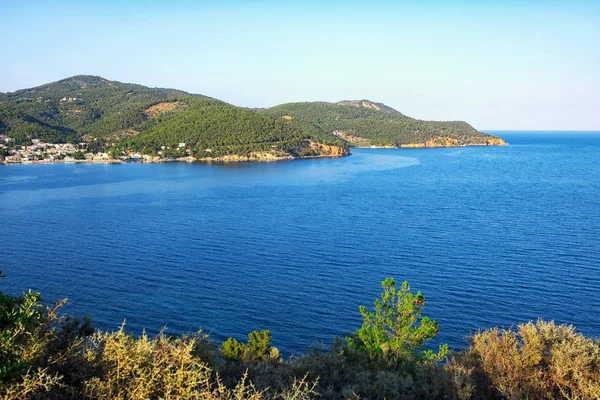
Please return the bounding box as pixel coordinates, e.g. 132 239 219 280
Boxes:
1 132 599 354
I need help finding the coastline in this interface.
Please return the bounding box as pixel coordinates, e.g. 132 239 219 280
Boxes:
1 141 508 166
1 154 347 166
357 142 508 149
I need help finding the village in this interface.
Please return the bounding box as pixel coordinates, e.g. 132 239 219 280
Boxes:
0 135 182 165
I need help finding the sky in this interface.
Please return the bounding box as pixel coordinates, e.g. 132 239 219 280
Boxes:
1 0 599 130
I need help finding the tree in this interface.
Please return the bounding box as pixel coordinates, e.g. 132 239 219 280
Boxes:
349 278 448 362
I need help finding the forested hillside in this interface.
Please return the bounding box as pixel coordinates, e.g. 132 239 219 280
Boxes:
0 76 195 143
261 100 505 147
0 76 504 162
0 76 348 160
120 97 347 159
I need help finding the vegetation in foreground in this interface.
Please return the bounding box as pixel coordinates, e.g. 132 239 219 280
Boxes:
1 272 598 399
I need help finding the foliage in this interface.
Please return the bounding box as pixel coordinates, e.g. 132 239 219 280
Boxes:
0 268 68 386
2 272 598 399
121 98 346 158
220 330 281 363
349 278 448 363
260 100 504 147
0 76 347 159
228 339 454 400
448 319 600 400
0 76 195 143
1 368 64 400
85 327 229 400
0 271 93 397
0 76 504 160
72 151 85 160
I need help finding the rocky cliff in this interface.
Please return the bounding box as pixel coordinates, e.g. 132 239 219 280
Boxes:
400 136 506 148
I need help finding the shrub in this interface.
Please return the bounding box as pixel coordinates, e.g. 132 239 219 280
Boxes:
0 271 91 398
220 330 281 363
0 368 63 400
85 326 233 399
4 271 600 400
449 319 600 399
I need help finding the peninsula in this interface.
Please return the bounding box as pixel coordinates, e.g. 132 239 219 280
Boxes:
0 76 505 164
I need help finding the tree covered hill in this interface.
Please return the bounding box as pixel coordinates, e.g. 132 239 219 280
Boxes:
120 98 347 159
0 76 504 161
260 100 505 147
0 75 200 143
0 76 348 159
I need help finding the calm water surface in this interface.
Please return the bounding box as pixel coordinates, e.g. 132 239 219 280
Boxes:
1 132 599 353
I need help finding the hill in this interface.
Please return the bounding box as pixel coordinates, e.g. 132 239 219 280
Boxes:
0 76 349 160
260 100 505 147
0 75 197 143
120 97 348 160
0 76 504 163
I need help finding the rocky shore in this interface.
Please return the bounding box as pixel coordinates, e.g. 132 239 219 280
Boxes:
2 138 506 166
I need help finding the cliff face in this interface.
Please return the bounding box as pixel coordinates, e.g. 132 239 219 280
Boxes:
398 136 507 148
339 133 506 149
399 136 461 148
196 151 292 163
304 140 350 157
486 137 507 146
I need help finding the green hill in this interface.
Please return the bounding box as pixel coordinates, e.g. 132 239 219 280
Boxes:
120 97 348 159
0 76 505 162
260 100 505 147
0 75 199 143
0 76 348 160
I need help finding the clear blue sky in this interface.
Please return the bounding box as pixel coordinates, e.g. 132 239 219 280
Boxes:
1 0 599 130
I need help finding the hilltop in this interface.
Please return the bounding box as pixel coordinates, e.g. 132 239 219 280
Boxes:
0 75 195 143
0 76 504 163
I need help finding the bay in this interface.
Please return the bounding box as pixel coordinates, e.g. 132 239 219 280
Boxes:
1 131 599 354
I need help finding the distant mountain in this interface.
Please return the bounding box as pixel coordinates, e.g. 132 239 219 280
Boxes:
261 100 505 147
0 76 504 162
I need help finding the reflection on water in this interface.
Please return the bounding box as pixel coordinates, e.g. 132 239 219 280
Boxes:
0 153 419 207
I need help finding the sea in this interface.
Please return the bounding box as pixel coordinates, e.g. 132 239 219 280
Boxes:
1 131 599 354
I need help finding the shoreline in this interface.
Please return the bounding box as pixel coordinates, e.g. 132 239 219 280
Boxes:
1 142 507 166
356 142 508 149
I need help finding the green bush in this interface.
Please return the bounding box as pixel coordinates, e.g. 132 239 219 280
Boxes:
220 330 281 363
348 278 448 363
